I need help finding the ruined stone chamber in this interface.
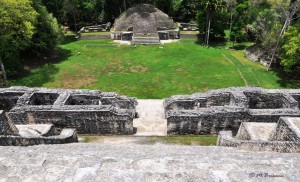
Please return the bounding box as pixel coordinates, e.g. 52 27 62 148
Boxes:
0 107 78 146
110 4 180 44
217 117 300 153
2 87 137 135
164 87 300 135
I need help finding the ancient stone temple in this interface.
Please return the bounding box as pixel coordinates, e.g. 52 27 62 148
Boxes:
110 4 180 44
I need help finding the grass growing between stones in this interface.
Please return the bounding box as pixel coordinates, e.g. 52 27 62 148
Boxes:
9 37 300 99
81 136 99 143
78 135 218 146
149 135 218 146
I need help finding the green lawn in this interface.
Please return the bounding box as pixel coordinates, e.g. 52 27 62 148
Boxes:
149 135 217 146
9 37 299 99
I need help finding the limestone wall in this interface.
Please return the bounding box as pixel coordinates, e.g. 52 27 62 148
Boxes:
270 117 300 142
0 110 19 136
1 87 137 135
165 87 300 135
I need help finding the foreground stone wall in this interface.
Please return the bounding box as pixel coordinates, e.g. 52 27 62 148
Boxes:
1 87 137 135
164 87 300 135
1 144 299 181
0 129 78 146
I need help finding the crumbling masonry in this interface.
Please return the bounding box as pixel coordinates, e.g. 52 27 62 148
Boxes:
164 87 300 135
217 117 300 153
1 87 137 135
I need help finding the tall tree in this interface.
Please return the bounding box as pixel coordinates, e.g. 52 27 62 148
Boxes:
27 0 64 55
42 0 65 23
198 0 227 46
0 0 38 74
224 0 236 41
267 0 299 70
280 23 300 75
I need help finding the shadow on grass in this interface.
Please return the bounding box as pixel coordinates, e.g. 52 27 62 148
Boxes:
194 39 227 49
274 68 300 88
228 44 248 50
195 38 300 88
8 48 72 87
194 38 251 50
62 34 77 45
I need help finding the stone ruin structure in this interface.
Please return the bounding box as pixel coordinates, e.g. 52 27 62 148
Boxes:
218 117 300 153
164 87 300 135
110 4 180 44
0 110 77 146
178 23 199 31
1 85 300 152
85 23 111 32
0 86 137 146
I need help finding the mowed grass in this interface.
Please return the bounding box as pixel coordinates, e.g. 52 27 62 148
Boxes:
9 38 299 98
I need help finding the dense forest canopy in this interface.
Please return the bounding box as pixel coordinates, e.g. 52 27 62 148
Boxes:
41 0 199 28
0 0 299 79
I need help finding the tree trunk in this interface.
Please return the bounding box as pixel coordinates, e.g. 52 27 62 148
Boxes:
207 19 211 46
267 3 298 71
73 13 77 31
205 9 212 46
228 12 233 41
0 58 7 81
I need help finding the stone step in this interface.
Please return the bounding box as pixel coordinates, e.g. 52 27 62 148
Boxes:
133 99 167 136
236 122 276 141
132 36 160 44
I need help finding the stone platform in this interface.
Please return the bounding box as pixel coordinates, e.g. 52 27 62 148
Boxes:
0 144 299 181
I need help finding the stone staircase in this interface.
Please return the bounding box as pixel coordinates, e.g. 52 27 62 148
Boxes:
132 33 160 44
133 99 167 136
